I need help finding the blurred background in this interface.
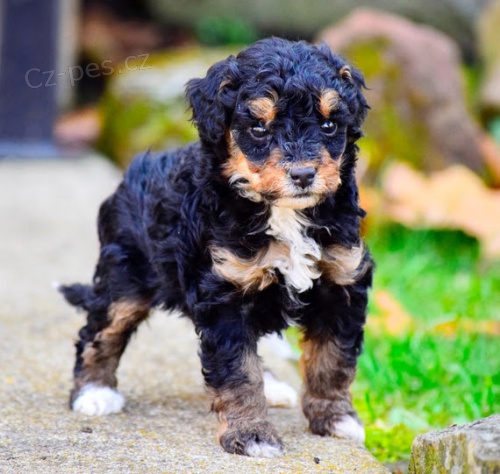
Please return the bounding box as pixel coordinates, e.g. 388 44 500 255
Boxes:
1 0 499 471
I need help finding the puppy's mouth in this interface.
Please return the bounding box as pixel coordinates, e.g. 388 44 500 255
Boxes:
267 172 326 208
264 190 323 209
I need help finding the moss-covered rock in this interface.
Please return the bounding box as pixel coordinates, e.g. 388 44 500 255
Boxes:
319 9 488 181
98 47 234 168
477 1 500 121
409 415 500 473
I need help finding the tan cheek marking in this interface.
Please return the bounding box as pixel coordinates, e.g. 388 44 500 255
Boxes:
315 148 342 194
256 148 288 195
223 132 262 188
223 137 289 198
319 89 340 118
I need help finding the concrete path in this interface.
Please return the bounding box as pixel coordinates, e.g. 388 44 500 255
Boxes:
0 156 388 473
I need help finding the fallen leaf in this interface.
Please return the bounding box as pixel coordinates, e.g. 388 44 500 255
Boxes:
368 290 415 335
433 319 500 337
382 163 500 259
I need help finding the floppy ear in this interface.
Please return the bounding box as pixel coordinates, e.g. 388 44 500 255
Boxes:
185 56 239 145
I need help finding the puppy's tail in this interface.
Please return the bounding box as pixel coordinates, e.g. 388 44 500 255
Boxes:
58 283 97 311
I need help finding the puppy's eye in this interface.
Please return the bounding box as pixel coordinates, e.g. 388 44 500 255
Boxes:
321 121 337 136
249 125 269 139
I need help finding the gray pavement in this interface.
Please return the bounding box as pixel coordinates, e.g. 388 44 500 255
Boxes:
0 155 388 473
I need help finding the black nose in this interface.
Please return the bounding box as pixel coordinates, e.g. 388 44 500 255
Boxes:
290 167 316 189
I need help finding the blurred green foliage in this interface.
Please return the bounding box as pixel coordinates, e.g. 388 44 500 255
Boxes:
196 16 258 46
99 93 197 168
98 48 236 167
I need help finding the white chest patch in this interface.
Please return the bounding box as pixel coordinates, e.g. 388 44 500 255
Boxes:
266 207 321 293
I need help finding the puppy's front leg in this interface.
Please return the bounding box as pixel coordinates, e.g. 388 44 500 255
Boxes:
300 334 365 443
198 319 284 457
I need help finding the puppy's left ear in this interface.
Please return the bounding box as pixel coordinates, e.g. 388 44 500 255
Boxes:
186 56 240 145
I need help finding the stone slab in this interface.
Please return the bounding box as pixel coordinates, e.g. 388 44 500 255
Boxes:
0 156 388 473
409 415 500 474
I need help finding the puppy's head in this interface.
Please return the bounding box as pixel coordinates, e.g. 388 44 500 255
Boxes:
186 38 368 209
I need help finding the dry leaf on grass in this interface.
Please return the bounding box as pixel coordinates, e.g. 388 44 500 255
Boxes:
382 163 500 259
433 319 500 337
368 290 415 335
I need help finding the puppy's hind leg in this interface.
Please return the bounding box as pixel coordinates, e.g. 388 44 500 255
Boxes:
62 284 151 416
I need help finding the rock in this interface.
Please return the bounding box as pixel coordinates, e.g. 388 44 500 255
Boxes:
319 9 489 179
144 0 489 49
98 47 234 167
477 1 500 120
409 415 500 473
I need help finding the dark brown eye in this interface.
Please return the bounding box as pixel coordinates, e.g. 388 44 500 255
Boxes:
321 121 337 136
250 125 269 139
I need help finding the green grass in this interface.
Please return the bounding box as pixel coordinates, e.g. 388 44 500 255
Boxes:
353 225 500 463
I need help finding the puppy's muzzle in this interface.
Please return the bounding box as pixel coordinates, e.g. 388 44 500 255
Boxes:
289 167 316 189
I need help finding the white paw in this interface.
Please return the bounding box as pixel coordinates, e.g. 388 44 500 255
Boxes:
72 385 125 416
263 371 298 408
261 332 298 360
244 441 284 458
333 415 365 443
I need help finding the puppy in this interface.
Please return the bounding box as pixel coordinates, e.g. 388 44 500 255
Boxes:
60 37 373 458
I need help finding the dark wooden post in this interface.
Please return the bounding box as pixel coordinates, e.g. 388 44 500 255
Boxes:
0 0 60 157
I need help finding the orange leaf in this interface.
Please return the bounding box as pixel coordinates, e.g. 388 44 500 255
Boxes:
382 163 500 259
368 290 414 335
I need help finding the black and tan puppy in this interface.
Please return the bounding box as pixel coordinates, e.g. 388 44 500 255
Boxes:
61 37 373 458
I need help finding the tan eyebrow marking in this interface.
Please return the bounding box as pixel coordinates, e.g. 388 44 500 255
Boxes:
319 89 340 118
248 91 278 124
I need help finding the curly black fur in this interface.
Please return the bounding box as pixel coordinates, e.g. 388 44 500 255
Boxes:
61 37 373 456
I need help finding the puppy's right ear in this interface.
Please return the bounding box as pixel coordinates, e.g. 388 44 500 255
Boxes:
186 56 239 145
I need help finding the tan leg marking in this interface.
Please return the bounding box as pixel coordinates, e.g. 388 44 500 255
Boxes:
74 299 150 393
300 336 361 437
210 351 267 430
210 351 283 456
